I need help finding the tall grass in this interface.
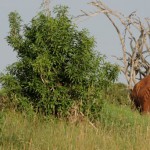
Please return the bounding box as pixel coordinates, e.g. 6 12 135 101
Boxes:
1 103 150 150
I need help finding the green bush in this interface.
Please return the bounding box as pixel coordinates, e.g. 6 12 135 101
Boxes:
0 6 119 119
103 83 131 106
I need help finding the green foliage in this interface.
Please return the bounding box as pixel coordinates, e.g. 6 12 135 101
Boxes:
0 6 119 118
103 83 131 106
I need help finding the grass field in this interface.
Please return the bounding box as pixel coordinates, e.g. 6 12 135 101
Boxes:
1 103 150 150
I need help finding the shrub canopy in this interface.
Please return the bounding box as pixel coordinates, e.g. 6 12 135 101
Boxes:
0 6 119 118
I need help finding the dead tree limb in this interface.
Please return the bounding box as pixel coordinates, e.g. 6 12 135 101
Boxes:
78 0 150 89
43 0 51 16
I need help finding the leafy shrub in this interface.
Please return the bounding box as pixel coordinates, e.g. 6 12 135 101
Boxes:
0 6 119 119
103 83 131 106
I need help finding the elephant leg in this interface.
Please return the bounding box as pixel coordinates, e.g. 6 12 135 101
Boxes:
141 101 150 114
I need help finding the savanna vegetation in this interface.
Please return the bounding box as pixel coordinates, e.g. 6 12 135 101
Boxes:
1 4 150 150
1 104 150 150
0 6 118 119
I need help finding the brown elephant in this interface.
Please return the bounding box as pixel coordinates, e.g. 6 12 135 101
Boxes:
130 75 150 114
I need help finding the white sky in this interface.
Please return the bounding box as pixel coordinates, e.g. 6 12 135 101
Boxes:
0 0 150 83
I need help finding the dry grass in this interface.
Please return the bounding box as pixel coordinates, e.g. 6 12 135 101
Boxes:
1 106 150 150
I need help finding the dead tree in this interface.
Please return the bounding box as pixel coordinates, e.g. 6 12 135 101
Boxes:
79 0 150 89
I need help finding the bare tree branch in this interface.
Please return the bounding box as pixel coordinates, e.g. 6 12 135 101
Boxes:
78 0 150 89
43 0 51 16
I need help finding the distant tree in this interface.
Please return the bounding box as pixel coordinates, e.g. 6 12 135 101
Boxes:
0 6 119 119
